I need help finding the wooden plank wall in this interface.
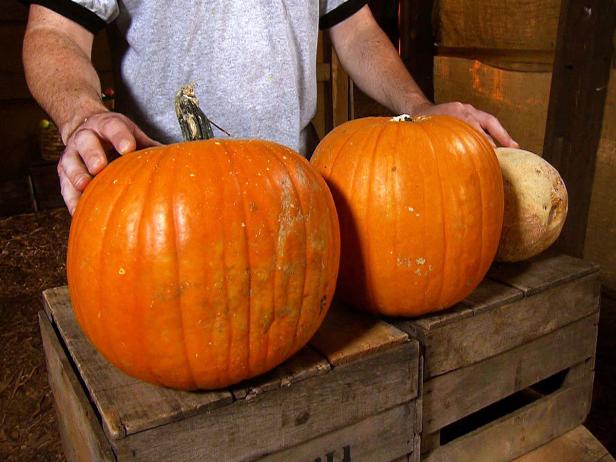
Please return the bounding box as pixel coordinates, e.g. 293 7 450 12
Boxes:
585 68 616 297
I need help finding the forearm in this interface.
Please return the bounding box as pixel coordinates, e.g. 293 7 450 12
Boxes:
23 16 107 143
329 6 431 115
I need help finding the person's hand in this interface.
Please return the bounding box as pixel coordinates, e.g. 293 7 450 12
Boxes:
58 112 160 215
412 101 519 148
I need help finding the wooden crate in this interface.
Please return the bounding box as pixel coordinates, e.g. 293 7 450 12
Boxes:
395 252 600 462
39 287 421 462
513 425 615 462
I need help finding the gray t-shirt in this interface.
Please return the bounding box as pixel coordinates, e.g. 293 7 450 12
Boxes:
29 0 366 156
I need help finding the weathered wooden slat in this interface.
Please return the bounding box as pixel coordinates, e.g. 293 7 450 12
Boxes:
260 403 415 462
310 302 409 366
423 375 594 462
488 252 600 295
39 311 116 462
512 426 614 462
231 347 330 401
42 287 233 439
410 278 523 332
398 272 599 378
423 313 598 433
111 343 418 461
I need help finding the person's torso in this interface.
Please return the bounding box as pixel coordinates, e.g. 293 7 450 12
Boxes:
108 0 321 155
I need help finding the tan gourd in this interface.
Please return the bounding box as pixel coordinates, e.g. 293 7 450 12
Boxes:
495 147 568 262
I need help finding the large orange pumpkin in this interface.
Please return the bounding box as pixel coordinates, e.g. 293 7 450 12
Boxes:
67 136 340 389
311 115 503 317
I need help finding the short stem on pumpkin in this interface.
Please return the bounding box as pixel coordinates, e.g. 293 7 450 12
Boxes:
174 84 214 141
390 114 413 122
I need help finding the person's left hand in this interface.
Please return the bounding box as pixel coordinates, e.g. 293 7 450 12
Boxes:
412 101 519 148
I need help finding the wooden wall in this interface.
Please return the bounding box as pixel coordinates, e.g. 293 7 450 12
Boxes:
433 0 559 153
585 68 616 296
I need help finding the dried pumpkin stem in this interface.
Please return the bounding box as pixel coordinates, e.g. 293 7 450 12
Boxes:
174 84 214 141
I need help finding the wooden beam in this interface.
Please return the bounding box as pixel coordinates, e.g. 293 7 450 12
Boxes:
398 0 435 100
542 0 615 257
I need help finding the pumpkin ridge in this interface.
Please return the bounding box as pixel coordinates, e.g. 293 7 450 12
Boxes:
104 152 160 383
336 123 374 309
236 143 256 381
458 119 503 289
427 119 469 300
268 145 307 354
170 149 199 390
131 152 164 385
408 123 429 312
260 142 300 364
365 122 392 311
457 122 486 295
327 119 371 177
101 158 155 374
418 122 448 309
222 142 240 382
228 141 261 380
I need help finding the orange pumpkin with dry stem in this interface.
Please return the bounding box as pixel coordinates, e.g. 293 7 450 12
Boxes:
67 87 340 390
311 115 504 317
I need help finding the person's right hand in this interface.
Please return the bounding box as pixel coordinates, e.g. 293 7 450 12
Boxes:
58 112 160 215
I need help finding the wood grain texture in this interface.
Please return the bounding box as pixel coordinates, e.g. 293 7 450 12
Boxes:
423 313 598 433
310 301 410 366
542 0 616 257
39 311 116 462
408 278 523 332
436 0 560 52
434 56 552 154
230 347 330 401
423 375 594 462
585 68 616 294
43 285 420 460
111 344 418 461
260 403 416 462
398 273 599 378
488 251 600 295
513 426 614 462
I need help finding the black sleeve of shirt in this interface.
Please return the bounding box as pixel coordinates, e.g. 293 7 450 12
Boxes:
319 0 369 30
19 0 107 34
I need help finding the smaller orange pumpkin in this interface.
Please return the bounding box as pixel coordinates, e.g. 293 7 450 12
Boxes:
311 115 504 317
